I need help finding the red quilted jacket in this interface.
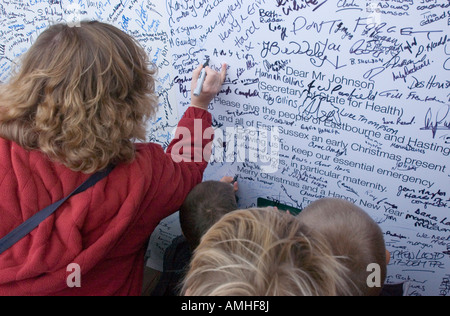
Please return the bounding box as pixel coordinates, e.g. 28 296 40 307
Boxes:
0 107 213 296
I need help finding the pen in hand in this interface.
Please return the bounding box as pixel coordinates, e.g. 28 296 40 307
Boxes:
193 59 210 97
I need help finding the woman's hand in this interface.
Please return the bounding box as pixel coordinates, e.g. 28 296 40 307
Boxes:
191 64 227 110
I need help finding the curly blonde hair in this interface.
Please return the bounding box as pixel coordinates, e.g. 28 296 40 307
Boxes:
0 21 158 173
182 208 357 296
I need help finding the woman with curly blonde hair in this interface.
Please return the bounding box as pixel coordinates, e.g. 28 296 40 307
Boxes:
0 21 226 296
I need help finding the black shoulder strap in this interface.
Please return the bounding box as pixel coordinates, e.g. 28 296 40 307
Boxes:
0 165 115 256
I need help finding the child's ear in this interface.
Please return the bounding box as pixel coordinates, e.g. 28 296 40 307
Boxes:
233 181 238 192
386 250 391 264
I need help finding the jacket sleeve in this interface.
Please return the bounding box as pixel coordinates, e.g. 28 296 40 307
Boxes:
167 107 214 166
151 107 214 220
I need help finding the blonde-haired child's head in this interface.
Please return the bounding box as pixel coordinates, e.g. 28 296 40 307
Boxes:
182 207 356 296
299 198 388 296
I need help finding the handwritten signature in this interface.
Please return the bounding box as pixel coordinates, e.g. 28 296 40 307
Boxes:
444 43 450 71
275 0 328 15
421 106 450 138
